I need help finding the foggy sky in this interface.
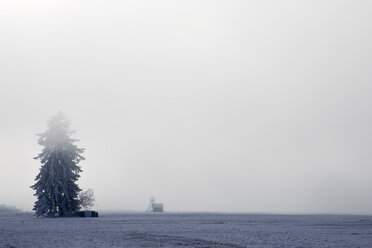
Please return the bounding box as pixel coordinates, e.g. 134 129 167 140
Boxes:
1 0 372 214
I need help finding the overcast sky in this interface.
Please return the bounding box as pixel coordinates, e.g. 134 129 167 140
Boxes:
1 0 371 214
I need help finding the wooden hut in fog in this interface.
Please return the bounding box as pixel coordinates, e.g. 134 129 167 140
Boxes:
146 197 164 212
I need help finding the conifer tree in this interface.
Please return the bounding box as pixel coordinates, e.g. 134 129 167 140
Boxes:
31 112 84 217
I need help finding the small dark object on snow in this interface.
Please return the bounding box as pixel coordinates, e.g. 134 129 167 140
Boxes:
76 210 99 217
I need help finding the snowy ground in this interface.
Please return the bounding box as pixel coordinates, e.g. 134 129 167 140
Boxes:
1 212 372 248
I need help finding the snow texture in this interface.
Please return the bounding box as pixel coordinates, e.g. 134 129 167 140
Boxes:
1 212 372 248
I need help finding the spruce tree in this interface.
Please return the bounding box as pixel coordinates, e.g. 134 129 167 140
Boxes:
31 112 84 217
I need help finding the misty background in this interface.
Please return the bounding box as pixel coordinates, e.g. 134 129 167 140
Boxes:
0 0 371 214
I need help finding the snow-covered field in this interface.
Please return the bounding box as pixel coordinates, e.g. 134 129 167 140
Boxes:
1 212 371 248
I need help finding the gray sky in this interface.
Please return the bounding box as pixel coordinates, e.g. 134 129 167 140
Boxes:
1 0 372 214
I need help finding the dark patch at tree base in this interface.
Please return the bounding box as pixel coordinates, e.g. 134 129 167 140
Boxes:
76 211 99 217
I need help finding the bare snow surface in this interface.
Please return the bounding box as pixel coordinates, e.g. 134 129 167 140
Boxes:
1 212 372 248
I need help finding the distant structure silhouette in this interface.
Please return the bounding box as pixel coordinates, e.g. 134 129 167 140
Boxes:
146 197 164 212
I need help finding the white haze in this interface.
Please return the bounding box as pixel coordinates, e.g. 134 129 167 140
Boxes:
0 0 371 214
